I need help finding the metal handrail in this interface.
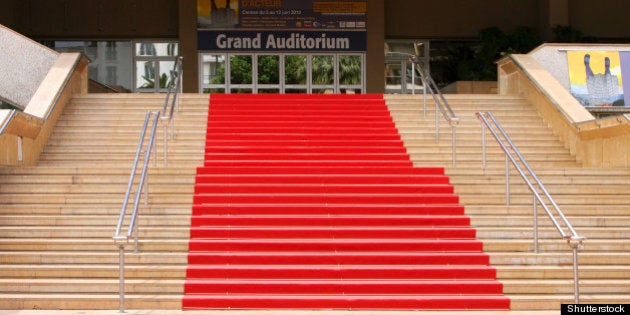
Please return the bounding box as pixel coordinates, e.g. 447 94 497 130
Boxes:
0 109 16 135
476 111 585 304
160 56 183 167
412 58 457 123
113 110 160 313
161 56 183 118
409 55 459 166
386 51 459 166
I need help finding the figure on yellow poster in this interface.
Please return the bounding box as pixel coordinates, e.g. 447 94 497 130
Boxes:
198 0 239 28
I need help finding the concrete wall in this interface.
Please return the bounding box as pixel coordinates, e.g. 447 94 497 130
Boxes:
0 24 58 109
0 53 88 166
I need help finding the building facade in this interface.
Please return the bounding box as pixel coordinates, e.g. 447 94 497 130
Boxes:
0 0 628 94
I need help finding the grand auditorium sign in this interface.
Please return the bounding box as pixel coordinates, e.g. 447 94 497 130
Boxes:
197 0 367 51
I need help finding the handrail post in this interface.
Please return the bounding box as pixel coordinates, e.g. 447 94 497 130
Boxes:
411 64 416 95
534 193 539 253
505 155 510 206
113 238 127 314
118 243 125 313
17 136 23 165
170 113 175 140
144 167 149 206
163 121 169 168
451 125 456 167
152 126 158 167
422 77 427 117
570 239 581 304
134 221 140 254
481 121 486 169
435 100 439 141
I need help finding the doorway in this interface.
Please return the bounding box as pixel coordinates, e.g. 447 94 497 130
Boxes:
384 40 429 94
200 52 365 94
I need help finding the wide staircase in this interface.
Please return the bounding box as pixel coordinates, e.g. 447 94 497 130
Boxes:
0 93 209 309
0 92 628 310
386 94 630 309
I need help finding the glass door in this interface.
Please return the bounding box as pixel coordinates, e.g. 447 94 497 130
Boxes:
384 40 428 94
201 54 226 93
284 54 308 93
384 59 423 94
257 55 280 94
199 52 365 94
338 54 363 94
229 54 253 94
384 60 403 94
311 55 335 94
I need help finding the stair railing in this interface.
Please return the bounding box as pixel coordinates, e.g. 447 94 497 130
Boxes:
408 55 459 167
476 111 585 304
113 110 161 313
160 56 183 167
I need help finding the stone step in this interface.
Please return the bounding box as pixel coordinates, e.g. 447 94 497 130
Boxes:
0 278 184 294
0 204 191 215
0 252 189 265
0 227 191 241
0 293 181 310
0 239 189 252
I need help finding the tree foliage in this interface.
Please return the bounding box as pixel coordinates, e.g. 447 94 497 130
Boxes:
430 26 542 87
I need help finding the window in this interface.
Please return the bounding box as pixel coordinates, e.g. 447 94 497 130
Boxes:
106 66 117 86
106 42 117 61
50 41 133 92
136 43 178 57
134 42 179 92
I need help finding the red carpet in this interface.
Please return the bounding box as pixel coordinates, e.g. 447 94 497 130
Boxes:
183 94 509 310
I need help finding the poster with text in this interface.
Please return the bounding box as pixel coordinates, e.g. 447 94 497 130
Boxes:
568 50 627 107
197 0 367 30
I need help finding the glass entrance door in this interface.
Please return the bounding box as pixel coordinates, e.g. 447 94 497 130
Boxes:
201 54 226 93
311 55 335 94
229 54 253 94
257 55 280 94
384 40 429 94
284 54 308 93
384 59 423 94
339 55 363 94
200 53 365 94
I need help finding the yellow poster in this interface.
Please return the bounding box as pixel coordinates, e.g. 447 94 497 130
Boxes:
568 51 624 107
198 0 367 30
198 0 240 28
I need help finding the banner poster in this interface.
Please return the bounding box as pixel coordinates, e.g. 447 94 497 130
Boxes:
197 0 367 52
568 50 629 107
197 0 367 30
